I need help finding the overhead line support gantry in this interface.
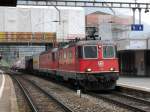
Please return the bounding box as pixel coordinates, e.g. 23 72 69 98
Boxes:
17 0 150 9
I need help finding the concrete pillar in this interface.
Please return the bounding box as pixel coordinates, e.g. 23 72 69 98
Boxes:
135 51 145 76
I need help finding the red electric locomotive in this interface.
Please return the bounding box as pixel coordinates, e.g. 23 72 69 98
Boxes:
56 40 119 90
38 40 119 90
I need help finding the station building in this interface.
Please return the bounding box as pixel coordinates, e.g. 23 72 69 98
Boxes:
0 6 85 65
86 11 150 76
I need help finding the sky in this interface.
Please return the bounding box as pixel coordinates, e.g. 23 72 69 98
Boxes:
85 0 150 25
18 0 150 24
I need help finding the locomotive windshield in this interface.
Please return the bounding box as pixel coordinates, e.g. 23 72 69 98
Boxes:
84 45 98 58
103 46 115 58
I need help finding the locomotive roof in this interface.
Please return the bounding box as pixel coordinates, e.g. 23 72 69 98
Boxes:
40 40 115 54
61 40 115 49
75 40 115 46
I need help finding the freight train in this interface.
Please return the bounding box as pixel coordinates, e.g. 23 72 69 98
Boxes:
14 40 119 90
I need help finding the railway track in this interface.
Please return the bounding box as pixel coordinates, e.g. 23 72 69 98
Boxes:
12 75 73 112
10 71 150 112
89 91 150 112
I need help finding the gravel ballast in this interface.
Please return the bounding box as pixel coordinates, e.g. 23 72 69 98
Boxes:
24 75 133 112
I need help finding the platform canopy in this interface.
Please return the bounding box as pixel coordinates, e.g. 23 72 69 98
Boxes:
0 0 17 6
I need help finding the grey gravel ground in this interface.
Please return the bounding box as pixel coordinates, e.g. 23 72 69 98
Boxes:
25 75 133 112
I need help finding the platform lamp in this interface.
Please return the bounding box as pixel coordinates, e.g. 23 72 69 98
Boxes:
144 3 149 13
145 8 149 13
52 20 60 23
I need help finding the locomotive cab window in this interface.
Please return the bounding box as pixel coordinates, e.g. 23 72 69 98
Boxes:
83 45 98 59
103 46 115 58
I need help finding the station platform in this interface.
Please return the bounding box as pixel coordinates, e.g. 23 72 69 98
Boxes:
117 77 150 92
0 72 18 112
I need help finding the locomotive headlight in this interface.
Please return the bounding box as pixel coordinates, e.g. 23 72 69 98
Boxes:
98 45 102 49
110 67 115 71
86 68 92 72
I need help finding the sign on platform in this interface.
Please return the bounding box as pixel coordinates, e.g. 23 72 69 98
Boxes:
77 90 81 98
131 24 143 31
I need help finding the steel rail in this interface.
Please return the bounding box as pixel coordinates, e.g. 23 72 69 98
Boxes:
89 92 149 112
112 91 150 106
11 76 39 112
18 76 73 112
17 0 150 9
